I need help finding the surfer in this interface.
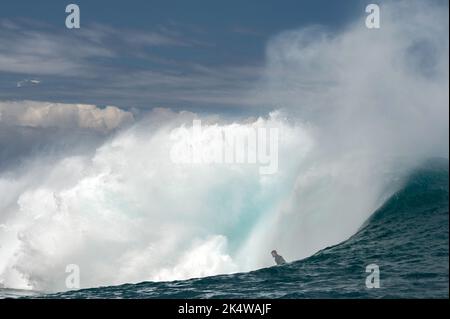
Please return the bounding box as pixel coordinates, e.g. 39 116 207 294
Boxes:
271 250 286 265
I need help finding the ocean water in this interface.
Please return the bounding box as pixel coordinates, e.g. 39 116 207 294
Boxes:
11 158 445 299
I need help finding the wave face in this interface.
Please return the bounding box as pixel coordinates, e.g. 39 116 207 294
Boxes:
41 158 449 298
0 108 433 293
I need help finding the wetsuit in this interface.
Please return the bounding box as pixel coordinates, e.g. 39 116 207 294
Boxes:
274 255 286 265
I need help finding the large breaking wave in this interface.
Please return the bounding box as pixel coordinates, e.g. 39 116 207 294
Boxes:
0 0 448 292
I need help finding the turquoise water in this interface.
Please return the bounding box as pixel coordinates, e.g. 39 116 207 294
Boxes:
36 158 448 299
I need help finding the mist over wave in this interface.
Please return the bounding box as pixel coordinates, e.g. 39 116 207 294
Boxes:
0 0 448 292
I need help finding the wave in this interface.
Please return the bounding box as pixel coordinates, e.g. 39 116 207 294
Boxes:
0 109 420 292
0 0 448 294
40 158 448 299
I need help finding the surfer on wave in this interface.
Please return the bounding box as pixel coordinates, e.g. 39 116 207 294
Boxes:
271 250 287 265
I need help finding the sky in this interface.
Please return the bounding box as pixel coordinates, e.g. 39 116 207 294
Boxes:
0 0 368 113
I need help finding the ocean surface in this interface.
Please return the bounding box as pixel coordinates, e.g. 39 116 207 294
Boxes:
3 158 446 299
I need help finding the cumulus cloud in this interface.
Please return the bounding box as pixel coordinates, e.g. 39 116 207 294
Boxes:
0 101 135 173
0 101 134 132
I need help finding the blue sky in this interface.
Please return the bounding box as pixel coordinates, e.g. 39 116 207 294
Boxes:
0 0 371 113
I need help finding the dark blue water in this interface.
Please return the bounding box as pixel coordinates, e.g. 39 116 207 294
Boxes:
19 158 450 299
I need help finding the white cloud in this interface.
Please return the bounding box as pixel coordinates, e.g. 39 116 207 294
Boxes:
0 19 263 108
0 25 114 75
0 101 134 132
0 21 187 76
